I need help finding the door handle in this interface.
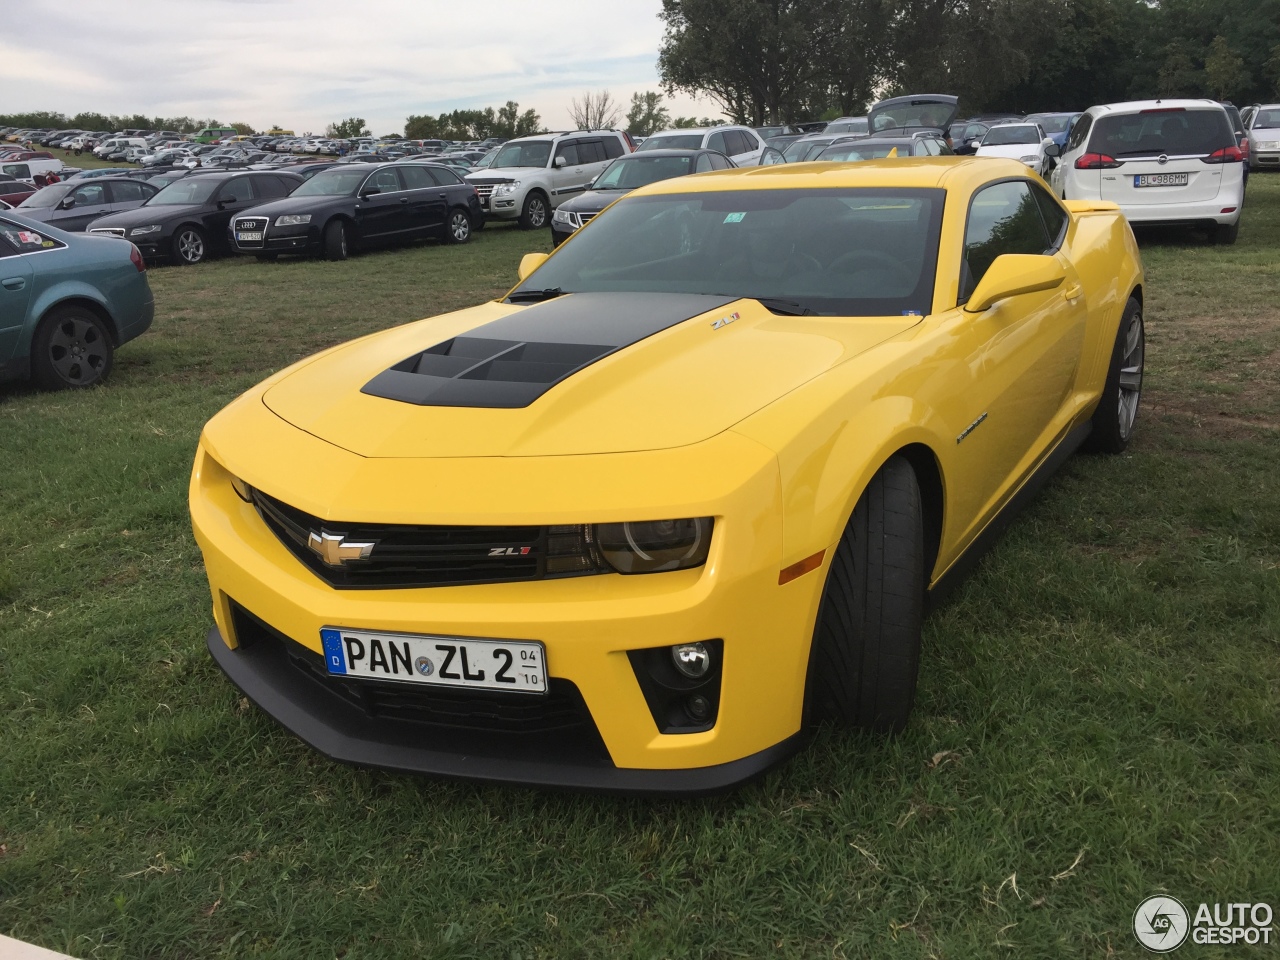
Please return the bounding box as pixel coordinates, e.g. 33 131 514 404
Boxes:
1063 283 1082 301
400 197 409 203
438 193 447 198
2 278 25 291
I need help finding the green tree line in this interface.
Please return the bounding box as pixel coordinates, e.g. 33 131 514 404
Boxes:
658 0 1280 123
404 101 543 140
0 112 259 133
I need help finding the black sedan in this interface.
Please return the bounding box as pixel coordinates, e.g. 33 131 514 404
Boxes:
86 170 302 265
549 148 735 246
15 177 159 232
227 162 482 261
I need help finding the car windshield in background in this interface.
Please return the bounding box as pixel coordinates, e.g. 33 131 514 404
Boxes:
983 126 1041 146
510 188 944 317
491 142 552 168
1090 109 1233 157
871 104 953 131
18 183 72 208
1252 109 1280 128
1028 115 1073 134
825 119 868 134
819 143 911 162
291 168 367 196
637 135 705 151
783 138 837 162
148 179 220 205
593 155 693 190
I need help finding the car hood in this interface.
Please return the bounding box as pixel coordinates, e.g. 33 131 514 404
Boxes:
976 143 1041 159
261 292 920 458
232 195 349 219
557 188 630 215
90 204 205 227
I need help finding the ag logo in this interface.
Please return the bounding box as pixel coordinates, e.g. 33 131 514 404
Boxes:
1134 895 1189 952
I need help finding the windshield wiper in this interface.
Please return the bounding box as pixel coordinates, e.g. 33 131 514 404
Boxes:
506 287 566 304
754 297 815 316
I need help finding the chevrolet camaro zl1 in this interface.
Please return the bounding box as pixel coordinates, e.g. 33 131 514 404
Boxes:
190 157 1145 794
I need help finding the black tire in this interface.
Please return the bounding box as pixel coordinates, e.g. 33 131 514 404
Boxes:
518 191 549 230
323 219 350 261
806 456 925 733
1212 219 1239 245
171 226 206 265
445 207 472 244
1084 297 1144 454
31 305 114 390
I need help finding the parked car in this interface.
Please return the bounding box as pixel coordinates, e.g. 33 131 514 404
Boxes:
1048 99 1245 244
94 137 147 159
190 156 1145 793
550 148 736 245
823 117 870 135
87 169 303 265
1246 104 1280 170
0 212 153 389
0 180 36 207
815 135 952 162
782 133 859 163
466 131 631 229
974 123 1054 174
636 126 766 166
867 95 960 140
15 178 159 232
1024 112 1082 149
228 162 482 261
2 158 65 183
950 120 992 155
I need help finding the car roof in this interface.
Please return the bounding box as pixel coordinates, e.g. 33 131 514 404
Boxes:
610 148 722 159
1087 99 1226 116
181 169 304 181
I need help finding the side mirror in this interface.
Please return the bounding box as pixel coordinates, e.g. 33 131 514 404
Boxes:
518 252 549 281
1044 142 1060 156
59 196 75 209
359 189 379 199
554 155 567 168
963 254 1065 313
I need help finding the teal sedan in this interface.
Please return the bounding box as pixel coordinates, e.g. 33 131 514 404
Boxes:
0 212 153 389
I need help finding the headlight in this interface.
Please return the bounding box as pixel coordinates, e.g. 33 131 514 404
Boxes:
1020 155 1040 164
493 181 521 196
1259 140 1280 150
552 209 575 226
596 518 713 574
275 214 311 226
130 225 162 236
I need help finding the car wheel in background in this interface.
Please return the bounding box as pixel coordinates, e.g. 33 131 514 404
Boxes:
324 220 350 261
172 226 206 265
31 305 114 390
446 208 472 244
519 192 548 230
805 455 924 734
1084 296 1144 454
1212 219 1239 245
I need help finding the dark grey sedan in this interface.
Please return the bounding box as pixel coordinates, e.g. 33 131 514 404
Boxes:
15 178 159 232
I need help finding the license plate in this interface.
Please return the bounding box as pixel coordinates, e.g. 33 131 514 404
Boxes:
320 627 547 694
1134 173 1189 187
236 231 263 241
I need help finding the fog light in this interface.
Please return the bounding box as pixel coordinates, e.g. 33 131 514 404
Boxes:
672 642 710 679
686 694 711 722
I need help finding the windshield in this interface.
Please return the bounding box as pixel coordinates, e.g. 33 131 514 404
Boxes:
825 119 868 134
593 155 693 190
509 188 943 317
147 179 220 205
18 183 72 208
1028 114 1074 134
637 134 705 151
983 126 1040 146
817 143 912 162
1089 109 1234 157
491 141 552 168
291 168 367 196
1252 108 1280 129
783 137 837 162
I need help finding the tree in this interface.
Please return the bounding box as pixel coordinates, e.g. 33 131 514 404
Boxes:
231 122 257 136
1204 35 1251 100
1266 44 1280 97
625 91 671 136
1157 39 1204 97
327 117 370 138
672 116 720 128
568 90 621 130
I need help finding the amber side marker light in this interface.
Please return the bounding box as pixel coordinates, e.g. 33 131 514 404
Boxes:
779 550 825 585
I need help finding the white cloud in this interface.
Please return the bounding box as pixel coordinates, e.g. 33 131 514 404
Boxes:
0 0 718 134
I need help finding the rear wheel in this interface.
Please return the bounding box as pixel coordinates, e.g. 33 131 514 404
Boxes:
323 219 350 261
1212 219 1239 245
518 192 548 230
1084 296 1144 454
171 226 206 265
31 305 114 390
446 208 472 244
805 456 925 733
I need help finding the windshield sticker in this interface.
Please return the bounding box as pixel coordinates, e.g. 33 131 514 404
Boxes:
723 212 746 223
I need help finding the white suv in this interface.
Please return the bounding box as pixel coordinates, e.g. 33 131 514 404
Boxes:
465 131 631 229
1048 99 1245 244
636 126 766 166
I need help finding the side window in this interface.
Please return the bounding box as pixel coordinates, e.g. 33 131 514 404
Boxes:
253 176 288 199
578 139 606 164
398 165 434 189
366 169 403 193
0 235 16 259
1066 113 1092 152
920 138 940 156
960 181 1051 303
708 131 728 154
709 152 733 170
555 142 580 166
1030 183 1069 249
0 220 63 253
602 136 625 160
695 154 714 173
72 184 107 206
3 164 31 179
427 166 462 186
218 178 255 203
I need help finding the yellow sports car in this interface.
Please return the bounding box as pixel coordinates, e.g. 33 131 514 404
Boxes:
190 158 1144 794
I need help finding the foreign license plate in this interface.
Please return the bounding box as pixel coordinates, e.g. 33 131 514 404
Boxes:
236 231 263 241
320 627 547 694
1134 173 1189 187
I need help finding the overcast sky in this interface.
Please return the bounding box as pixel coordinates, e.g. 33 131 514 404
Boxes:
0 0 715 135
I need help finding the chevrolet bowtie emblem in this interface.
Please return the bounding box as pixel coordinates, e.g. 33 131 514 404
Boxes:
307 531 376 566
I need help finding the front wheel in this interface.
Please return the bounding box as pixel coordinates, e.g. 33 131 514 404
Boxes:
518 192 548 230
1084 297 1144 454
31 306 114 390
171 226 206 265
446 208 472 244
805 456 925 733
323 219 350 261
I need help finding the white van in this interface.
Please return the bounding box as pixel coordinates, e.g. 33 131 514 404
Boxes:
1 158 65 183
94 137 147 159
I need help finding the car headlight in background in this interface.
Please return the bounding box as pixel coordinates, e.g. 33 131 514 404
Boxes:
1020 155 1040 164
493 182 521 196
596 518 713 574
130 225 162 236
552 209 577 227
1258 140 1280 150
275 214 311 226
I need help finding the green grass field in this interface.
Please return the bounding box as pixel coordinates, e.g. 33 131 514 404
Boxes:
1 180 1278 959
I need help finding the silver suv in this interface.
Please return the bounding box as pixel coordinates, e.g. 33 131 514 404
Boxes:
465 131 631 229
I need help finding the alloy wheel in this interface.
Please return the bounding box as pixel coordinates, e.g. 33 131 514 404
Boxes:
1117 311 1144 440
450 212 470 242
48 316 109 386
177 229 204 263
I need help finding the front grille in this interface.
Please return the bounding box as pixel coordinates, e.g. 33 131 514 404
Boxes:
90 227 126 238
579 212 597 225
249 487 610 589
231 603 612 765
234 217 268 248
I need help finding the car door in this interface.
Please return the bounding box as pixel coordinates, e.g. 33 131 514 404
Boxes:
550 140 586 205
0 228 34 366
574 138 611 188
356 168 409 238
935 178 1088 554
58 182 113 231
396 165 447 236
207 177 259 246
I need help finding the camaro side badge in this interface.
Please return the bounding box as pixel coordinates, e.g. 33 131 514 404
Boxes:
957 412 989 444
308 531 376 566
712 311 740 330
